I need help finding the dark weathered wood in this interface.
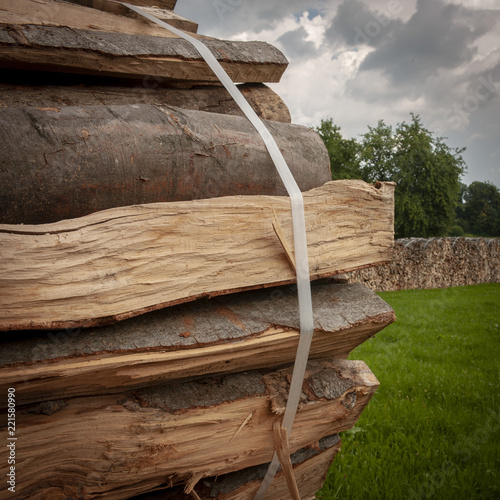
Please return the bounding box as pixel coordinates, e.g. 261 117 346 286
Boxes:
0 23 288 83
0 104 321 224
0 282 395 405
0 81 291 121
135 435 341 499
123 0 177 9
0 359 377 499
0 181 395 331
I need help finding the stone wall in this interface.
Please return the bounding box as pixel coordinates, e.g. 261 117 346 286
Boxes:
339 237 500 291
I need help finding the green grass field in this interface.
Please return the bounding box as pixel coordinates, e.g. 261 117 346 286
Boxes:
317 283 500 500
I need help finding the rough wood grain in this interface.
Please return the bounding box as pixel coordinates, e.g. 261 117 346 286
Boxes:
0 103 306 225
273 422 301 500
0 282 395 405
136 6 197 33
63 1 197 33
0 23 288 83
0 0 179 39
135 435 341 499
0 360 377 499
0 181 395 331
0 80 291 121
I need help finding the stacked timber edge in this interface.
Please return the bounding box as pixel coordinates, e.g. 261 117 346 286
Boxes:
0 1 396 498
0 281 395 405
0 0 288 83
0 357 379 499
0 180 395 331
133 434 342 500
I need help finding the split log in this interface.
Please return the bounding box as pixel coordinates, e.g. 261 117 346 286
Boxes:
136 435 341 500
0 0 182 39
0 359 377 499
134 7 197 33
0 282 395 405
64 1 198 33
0 22 288 83
0 81 292 122
0 180 395 331
0 104 319 224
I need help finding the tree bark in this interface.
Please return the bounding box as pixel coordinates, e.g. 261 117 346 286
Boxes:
0 359 377 499
123 0 177 9
0 22 288 83
0 81 291 120
0 181 395 331
0 282 395 405
0 104 318 225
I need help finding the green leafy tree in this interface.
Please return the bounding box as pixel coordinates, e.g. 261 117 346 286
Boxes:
316 114 466 238
359 115 466 238
315 118 361 180
357 120 397 182
458 181 500 236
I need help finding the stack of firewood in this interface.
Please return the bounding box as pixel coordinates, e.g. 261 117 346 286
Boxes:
0 1 396 498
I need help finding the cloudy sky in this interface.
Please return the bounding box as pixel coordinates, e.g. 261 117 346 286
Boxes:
175 0 500 187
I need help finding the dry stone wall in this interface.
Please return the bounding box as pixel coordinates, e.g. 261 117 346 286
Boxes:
339 237 499 291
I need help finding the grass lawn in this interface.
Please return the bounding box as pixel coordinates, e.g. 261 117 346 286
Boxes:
317 283 500 500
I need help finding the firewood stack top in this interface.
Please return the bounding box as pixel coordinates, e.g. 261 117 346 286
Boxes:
0 1 396 499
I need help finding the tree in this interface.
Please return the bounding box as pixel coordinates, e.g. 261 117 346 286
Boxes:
314 118 361 180
377 115 465 238
458 181 500 236
317 114 466 238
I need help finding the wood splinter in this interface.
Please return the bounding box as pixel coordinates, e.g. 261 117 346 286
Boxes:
273 420 301 500
272 210 296 272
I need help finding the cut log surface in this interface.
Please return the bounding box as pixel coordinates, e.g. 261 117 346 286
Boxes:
0 282 395 405
135 435 341 499
0 180 395 331
0 359 378 499
0 22 288 82
0 81 292 122
0 103 306 224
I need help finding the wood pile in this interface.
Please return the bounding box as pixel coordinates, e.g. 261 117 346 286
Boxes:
0 1 396 498
338 237 500 291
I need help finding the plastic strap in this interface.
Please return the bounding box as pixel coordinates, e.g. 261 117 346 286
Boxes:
119 5 315 497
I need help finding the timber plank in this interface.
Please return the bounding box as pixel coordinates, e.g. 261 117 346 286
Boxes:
0 359 377 499
136 7 197 33
0 180 395 331
135 434 341 499
0 282 395 405
0 23 288 82
0 0 179 39
63 0 199 33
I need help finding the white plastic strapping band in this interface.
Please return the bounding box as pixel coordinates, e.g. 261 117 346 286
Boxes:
118 5 315 498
